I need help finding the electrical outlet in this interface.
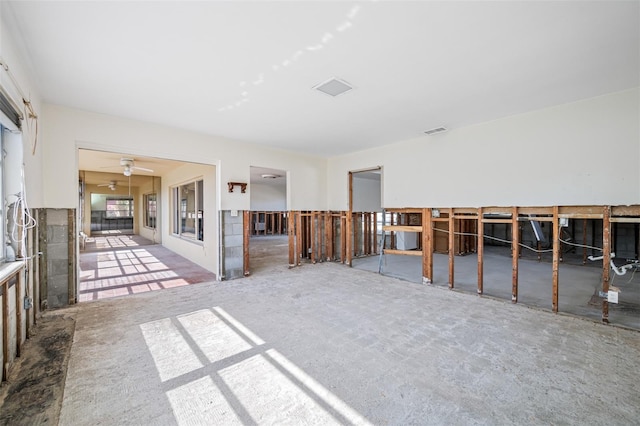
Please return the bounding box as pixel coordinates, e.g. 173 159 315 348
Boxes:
559 217 569 228
24 296 33 310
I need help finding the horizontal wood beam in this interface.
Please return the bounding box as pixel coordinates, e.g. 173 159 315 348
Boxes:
384 249 423 256
383 225 422 232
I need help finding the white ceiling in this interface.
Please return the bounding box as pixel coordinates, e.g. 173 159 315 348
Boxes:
4 1 639 157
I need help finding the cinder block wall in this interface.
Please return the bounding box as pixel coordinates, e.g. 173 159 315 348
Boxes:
41 209 75 308
221 211 244 280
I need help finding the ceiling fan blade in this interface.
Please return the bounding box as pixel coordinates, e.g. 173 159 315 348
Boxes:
131 166 154 172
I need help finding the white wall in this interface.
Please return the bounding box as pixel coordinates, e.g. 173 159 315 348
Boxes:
328 89 640 210
352 175 382 212
42 104 328 211
250 183 286 211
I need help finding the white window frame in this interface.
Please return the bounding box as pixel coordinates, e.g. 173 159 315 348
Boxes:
144 193 157 229
172 179 204 241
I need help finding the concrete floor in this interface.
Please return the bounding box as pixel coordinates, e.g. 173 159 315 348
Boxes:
79 235 217 302
58 236 640 425
353 245 640 330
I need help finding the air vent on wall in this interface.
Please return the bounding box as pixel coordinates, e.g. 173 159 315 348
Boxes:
424 127 448 135
313 77 354 97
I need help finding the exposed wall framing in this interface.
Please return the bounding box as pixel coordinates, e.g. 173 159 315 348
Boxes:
250 211 288 236
287 205 640 327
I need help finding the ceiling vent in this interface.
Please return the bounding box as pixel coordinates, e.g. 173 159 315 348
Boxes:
313 77 353 97
424 127 448 135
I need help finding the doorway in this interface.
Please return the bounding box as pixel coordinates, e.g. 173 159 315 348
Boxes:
248 166 288 274
349 168 383 264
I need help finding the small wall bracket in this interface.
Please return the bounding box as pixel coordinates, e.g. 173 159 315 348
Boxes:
228 182 247 193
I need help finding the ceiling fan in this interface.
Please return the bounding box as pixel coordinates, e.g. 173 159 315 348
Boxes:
119 158 154 176
97 180 119 191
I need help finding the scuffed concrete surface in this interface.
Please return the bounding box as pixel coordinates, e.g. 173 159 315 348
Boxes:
0 312 76 426
58 253 640 425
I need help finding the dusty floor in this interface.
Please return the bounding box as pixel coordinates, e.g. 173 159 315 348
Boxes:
0 312 76 426
3 236 640 425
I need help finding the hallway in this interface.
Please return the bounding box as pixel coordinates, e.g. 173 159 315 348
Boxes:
79 235 217 302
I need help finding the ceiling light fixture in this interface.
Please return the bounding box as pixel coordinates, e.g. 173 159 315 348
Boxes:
261 173 281 179
313 77 353 97
123 166 132 177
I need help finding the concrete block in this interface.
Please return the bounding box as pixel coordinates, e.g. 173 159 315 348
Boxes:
47 225 69 244
225 246 243 258
47 243 69 260
224 223 235 236
46 209 69 226
224 268 244 280
223 212 243 225
224 235 243 248
49 259 69 276
232 223 244 235
225 257 243 270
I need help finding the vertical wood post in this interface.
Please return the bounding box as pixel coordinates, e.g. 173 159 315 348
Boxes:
346 212 352 266
296 212 303 266
582 218 588 265
67 209 76 305
602 206 611 323
422 208 433 284
448 209 455 288
311 212 317 264
552 206 560 313
373 212 378 254
288 211 295 268
243 210 250 276
325 213 332 261
477 207 484 295
340 214 346 264
2 281 8 380
16 271 23 357
511 207 519 303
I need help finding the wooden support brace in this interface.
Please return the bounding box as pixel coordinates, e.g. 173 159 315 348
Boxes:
288 212 295 268
2 280 9 380
422 208 433 284
448 209 454 289
511 206 519 303
552 206 560 313
296 212 302 266
243 211 250 276
477 207 484 295
602 206 611 323
346 211 353 266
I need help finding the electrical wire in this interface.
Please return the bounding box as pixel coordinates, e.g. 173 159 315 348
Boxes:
0 58 39 154
558 237 603 252
432 226 555 254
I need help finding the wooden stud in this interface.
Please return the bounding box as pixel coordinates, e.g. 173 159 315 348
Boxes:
296 211 302 265
422 208 433 284
288 211 295 268
511 206 519 303
311 212 317 264
552 206 560 313
340 215 346 263
477 208 484 295
602 206 611 323
346 211 352 266
2 280 8 380
325 212 330 260
582 219 588 265
448 209 455 289
16 271 23 357
373 212 378 254
243 211 250 276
